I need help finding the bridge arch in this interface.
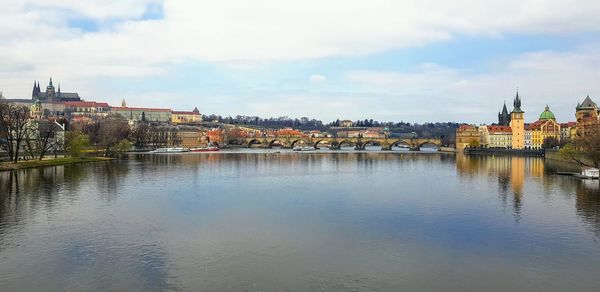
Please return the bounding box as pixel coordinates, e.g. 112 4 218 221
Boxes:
314 140 331 149
268 139 286 148
361 140 383 150
290 139 311 149
418 141 440 151
390 140 411 147
389 140 411 150
247 139 262 147
337 140 355 149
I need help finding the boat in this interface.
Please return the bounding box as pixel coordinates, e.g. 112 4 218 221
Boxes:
293 145 314 151
190 144 220 152
576 167 599 180
151 147 190 153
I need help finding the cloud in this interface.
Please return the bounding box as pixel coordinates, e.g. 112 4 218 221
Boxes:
2 0 600 121
344 48 600 123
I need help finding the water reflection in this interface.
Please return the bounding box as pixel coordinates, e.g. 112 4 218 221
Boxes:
1 152 599 291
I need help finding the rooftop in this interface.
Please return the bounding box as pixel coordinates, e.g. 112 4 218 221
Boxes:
111 106 171 112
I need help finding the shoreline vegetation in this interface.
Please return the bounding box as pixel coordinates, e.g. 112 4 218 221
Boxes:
0 157 112 172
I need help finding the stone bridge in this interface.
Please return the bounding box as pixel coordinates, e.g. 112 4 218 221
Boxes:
230 137 443 151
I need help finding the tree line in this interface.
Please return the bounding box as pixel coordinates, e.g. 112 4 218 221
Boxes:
205 113 460 142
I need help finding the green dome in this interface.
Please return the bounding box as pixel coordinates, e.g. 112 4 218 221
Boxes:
539 105 555 120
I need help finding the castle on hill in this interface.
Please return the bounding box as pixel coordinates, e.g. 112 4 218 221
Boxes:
31 78 81 102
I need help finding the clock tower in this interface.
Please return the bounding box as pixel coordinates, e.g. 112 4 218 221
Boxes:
510 91 525 150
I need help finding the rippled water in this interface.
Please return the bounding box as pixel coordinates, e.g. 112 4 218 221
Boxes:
1 151 599 291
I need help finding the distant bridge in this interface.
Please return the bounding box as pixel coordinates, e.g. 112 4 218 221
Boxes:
230 137 442 151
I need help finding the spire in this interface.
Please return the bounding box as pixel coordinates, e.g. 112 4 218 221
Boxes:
512 90 523 113
502 101 509 115
121 99 127 107
49 77 53 87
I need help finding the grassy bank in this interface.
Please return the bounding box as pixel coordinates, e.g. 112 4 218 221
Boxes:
0 157 113 172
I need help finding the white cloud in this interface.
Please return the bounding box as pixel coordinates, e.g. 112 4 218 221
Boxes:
344 48 600 123
2 0 600 121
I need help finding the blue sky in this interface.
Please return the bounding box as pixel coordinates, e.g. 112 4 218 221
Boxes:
2 0 600 123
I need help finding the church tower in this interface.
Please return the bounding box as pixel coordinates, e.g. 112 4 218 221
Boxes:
510 91 525 149
498 102 511 126
46 77 56 101
32 81 41 99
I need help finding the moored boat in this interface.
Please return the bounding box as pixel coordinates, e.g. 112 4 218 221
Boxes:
151 147 190 153
190 145 220 152
577 167 600 180
293 145 314 151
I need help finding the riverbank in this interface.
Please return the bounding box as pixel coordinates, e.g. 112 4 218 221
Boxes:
0 157 113 172
544 150 588 172
464 148 545 157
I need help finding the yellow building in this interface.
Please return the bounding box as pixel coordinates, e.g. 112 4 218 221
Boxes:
530 127 543 149
456 124 481 151
478 125 490 147
340 120 353 127
510 92 525 149
523 105 561 149
171 107 202 124
29 99 44 120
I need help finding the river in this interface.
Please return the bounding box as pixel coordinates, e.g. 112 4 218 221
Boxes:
1 151 599 291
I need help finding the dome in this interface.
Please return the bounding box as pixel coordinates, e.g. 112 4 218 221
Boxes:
539 105 556 120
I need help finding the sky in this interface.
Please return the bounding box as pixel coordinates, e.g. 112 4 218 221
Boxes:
1 0 600 124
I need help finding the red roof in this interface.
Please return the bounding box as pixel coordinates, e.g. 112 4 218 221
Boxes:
528 121 542 130
111 106 171 112
487 125 512 133
458 124 477 131
64 101 109 107
560 122 577 127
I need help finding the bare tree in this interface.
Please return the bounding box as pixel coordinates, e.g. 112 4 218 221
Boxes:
148 125 169 148
28 120 61 160
0 102 30 163
98 118 130 156
561 125 600 168
82 117 130 156
130 122 150 149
